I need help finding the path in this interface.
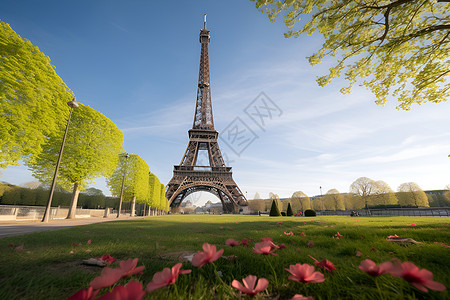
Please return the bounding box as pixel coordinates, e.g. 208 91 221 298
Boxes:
0 216 145 238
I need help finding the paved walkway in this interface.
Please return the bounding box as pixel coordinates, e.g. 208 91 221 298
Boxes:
0 216 145 238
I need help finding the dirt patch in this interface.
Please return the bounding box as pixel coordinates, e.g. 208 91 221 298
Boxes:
156 251 196 262
46 260 102 276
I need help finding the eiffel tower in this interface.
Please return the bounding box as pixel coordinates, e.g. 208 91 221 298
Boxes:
166 16 247 213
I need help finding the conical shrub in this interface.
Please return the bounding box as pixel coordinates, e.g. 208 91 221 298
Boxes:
269 200 281 216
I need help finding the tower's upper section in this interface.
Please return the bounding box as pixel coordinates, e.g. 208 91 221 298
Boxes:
192 14 214 130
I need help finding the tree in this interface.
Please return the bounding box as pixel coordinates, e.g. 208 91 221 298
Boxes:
397 182 429 207
323 189 345 211
248 199 266 213
344 193 364 210
290 191 311 212
372 180 398 206
269 200 281 216
0 21 74 171
148 173 162 213
254 1 450 109
269 192 283 212
27 103 123 218
350 177 377 208
286 202 294 216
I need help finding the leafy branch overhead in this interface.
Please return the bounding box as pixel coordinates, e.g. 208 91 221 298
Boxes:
254 0 450 109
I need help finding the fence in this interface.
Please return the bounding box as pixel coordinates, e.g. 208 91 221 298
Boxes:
0 205 107 221
318 207 450 217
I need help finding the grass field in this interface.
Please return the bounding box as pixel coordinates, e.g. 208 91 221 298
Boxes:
1 215 449 299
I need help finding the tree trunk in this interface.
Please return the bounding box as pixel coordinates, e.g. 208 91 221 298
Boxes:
131 196 136 217
67 182 80 219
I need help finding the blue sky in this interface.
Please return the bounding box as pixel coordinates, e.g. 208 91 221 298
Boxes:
1 0 449 205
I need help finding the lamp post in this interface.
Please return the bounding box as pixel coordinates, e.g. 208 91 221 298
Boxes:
117 153 130 218
42 98 79 223
320 186 324 211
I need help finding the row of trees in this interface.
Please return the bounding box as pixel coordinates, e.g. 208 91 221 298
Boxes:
107 155 169 216
247 178 450 213
0 21 168 216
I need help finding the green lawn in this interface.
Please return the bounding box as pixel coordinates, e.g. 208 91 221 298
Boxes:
1 215 449 299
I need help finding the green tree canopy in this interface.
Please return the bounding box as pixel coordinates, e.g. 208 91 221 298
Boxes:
27 103 123 191
0 21 74 171
254 0 450 109
148 172 162 208
291 190 311 211
107 154 150 204
397 182 429 207
323 189 345 211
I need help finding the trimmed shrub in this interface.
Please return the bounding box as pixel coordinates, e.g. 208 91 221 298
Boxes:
304 209 316 217
281 211 286 216
269 200 281 216
286 203 293 216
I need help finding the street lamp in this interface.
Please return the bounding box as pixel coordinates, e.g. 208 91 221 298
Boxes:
320 186 324 211
117 153 130 218
42 97 79 223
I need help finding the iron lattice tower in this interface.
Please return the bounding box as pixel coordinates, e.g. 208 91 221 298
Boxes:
166 16 247 213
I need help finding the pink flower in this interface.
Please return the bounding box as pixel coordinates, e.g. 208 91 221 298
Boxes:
241 238 249 246
359 259 393 277
387 234 399 240
14 244 24 251
253 241 279 256
300 232 306 237
308 255 336 272
356 251 363 257
231 275 269 297
277 221 283 224
118 258 146 278
235 222 239 224
279 243 286 250
389 261 446 292
8 242 14 247
261 237 273 243
90 267 124 290
285 263 325 283
146 263 191 292
227 226 233 229
292 295 314 300
334 232 343 239
90 258 145 290
100 281 146 300
68 286 99 300
307 240 314 248
284 231 294 236
226 238 240 247
87 240 91 245
72 242 80 246
83 230 90 233
411 223 417 227
192 243 224 268
96 254 117 264
220 226 224 229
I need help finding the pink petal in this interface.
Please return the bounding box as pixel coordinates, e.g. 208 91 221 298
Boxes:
254 277 269 292
90 267 123 290
242 275 257 290
100 281 146 300
67 286 99 300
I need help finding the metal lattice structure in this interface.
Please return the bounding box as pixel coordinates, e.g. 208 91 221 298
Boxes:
166 17 247 213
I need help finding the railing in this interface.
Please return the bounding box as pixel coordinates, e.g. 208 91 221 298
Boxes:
317 207 450 217
174 166 232 172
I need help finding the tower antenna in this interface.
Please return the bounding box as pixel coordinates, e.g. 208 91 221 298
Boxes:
204 14 207 29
